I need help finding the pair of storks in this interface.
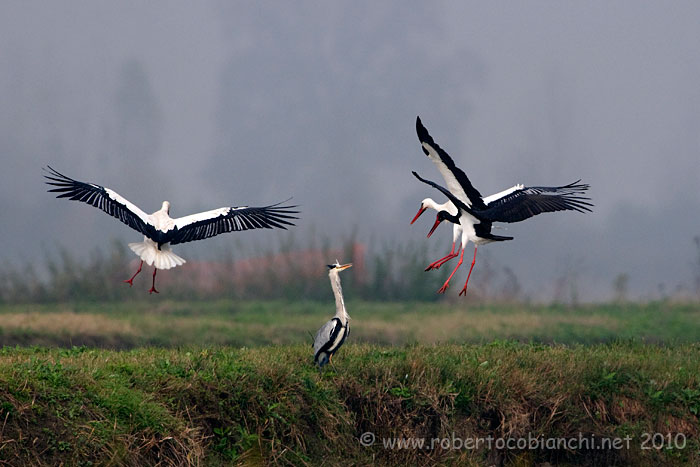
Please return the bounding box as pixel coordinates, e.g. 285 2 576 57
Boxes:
410 117 592 296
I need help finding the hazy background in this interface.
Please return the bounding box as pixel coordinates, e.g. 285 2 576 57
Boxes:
1 1 699 301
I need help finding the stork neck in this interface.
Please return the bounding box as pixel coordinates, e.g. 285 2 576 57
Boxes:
426 198 458 216
442 211 461 224
329 271 349 325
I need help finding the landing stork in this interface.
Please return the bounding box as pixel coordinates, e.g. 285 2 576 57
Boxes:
411 117 592 296
44 166 298 293
411 116 488 272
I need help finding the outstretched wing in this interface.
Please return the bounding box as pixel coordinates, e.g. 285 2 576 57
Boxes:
43 166 158 238
167 201 298 245
416 117 487 210
479 180 593 223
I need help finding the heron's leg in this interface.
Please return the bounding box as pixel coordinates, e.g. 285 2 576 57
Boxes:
437 249 464 294
148 268 159 294
425 241 459 271
458 246 478 297
123 260 143 287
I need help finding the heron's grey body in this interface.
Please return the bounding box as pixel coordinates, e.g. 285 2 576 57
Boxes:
313 263 352 368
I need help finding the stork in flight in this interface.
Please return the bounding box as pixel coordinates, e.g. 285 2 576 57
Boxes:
44 166 299 294
411 116 488 272
313 262 352 369
411 117 593 296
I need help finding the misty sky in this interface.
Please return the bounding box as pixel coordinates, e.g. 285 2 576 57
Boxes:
1 1 699 301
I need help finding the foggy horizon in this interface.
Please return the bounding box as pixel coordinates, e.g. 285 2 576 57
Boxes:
1 1 699 301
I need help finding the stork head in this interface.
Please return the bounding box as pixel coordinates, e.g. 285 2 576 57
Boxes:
327 261 352 274
427 210 452 238
410 198 433 224
161 201 170 214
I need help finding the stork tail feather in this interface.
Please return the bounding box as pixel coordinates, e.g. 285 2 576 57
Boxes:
128 239 186 270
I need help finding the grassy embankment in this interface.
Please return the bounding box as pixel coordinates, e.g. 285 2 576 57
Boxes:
0 342 698 465
0 301 699 465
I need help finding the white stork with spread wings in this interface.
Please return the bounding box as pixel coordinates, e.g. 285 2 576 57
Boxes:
411 117 593 296
44 166 299 293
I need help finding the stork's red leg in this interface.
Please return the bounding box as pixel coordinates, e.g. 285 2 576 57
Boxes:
459 246 478 296
123 260 143 287
437 249 464 294
425 241 459 271
148 268 159 294
432 245 462 270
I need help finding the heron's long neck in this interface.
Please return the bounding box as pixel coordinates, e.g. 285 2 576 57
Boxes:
330 272 349 325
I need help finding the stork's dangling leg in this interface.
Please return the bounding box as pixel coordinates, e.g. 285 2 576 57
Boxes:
148 268 159 294
436 247 461 268
437 249 464 294
123 260 143 287
458 246 478 296
425 241 459 271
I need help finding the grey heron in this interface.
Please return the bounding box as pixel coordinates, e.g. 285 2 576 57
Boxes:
43 166 298 293
313 262 352 368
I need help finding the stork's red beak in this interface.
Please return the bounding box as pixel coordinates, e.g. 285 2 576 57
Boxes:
411 206 427 224
427 216 442 238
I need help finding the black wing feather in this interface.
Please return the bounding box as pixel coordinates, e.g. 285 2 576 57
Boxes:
416 117 487 210
167 202 299 245
43 166 158 239
480 181 593 223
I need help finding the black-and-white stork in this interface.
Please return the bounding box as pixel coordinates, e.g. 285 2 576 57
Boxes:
44 166 299 293
411 117 593 296
411 116 491 273
313 262 352 369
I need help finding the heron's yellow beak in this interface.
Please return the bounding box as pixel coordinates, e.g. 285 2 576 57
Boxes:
337 263 352 271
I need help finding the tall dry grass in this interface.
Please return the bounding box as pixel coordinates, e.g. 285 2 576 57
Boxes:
0 235 526 304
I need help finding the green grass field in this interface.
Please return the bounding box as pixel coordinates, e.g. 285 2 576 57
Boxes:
0 301 699 465
1 300 698 348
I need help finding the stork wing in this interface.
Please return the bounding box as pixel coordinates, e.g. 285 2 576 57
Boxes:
416 117 487 210
168 201 298 245
411 171 480 219
43 166 158 238
479 180 593 223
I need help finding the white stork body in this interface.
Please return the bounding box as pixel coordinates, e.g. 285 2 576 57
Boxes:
412 117 592 296
126 201 185 271
44 167 298 293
